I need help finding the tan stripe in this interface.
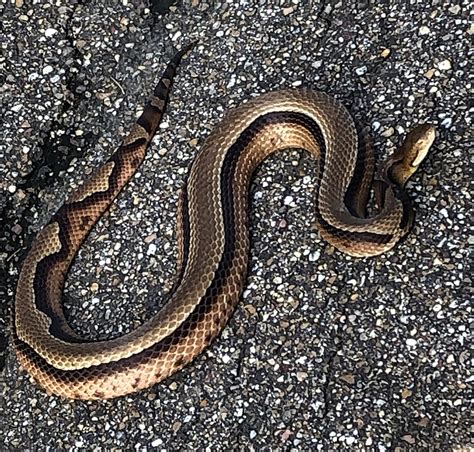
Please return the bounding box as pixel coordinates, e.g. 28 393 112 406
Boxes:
150 95 166 110
123 123 149 145
67 162 115 204
15 222 62 347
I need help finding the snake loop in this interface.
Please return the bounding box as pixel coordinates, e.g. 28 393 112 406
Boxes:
13 44 435 399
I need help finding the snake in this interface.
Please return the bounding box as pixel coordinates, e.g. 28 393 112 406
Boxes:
13 43 436 400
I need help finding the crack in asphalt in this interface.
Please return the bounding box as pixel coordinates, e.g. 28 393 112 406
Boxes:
0 2 88 373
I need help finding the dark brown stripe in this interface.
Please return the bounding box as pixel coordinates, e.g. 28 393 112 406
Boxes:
119 137 147 153
136 104 162 135
393 184 413 231
153 79 172 101
22 110 394 385
171 184 191 292
344 124 371 218
16 113 309 379
32 137 148 342
28 43 195 342
305 115 393 245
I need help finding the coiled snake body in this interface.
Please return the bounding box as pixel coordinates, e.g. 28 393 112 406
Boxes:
13 44 435 399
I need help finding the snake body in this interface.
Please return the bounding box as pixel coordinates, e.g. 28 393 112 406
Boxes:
13 45 435 399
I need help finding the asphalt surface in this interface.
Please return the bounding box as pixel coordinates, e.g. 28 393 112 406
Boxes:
0 1 471 450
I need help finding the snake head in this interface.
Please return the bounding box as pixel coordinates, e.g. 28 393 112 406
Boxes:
386 123 436 187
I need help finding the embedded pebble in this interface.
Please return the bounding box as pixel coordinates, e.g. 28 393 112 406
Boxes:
42 65 54 75
283 195 294 206
419 26 430 35
441 117 453 128
147 244 157 255
436 59 452 70
44 28 58 37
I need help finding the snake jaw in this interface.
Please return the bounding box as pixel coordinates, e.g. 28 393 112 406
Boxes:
407 124 436 168
400 124 436 170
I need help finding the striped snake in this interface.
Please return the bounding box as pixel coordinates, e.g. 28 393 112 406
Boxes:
13 44 435 399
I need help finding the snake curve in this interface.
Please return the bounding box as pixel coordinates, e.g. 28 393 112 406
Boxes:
13 43 436 399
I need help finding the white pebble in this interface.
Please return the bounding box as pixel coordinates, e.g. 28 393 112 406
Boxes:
8 185 16 194
355 66 367 75
406 338 417 347
147 244 157 255
419 26 430 35
436 59 452 71
309 251 320 262
283 195 294 206
439 208 449 218
441 118 452 128
151 439 163 447
227 76 236 89
273 276 283 284
221 354 231 364
42 65 54 75
44 28 58 37
346 436 356 445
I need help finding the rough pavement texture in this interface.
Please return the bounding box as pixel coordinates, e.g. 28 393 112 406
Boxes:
0 0 471 449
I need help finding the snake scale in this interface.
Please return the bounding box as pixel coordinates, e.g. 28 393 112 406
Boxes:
13 43 435 399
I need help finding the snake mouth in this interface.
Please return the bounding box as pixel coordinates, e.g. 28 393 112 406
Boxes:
408 124 436 168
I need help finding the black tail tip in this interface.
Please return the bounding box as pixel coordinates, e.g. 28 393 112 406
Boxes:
174 40 199 61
